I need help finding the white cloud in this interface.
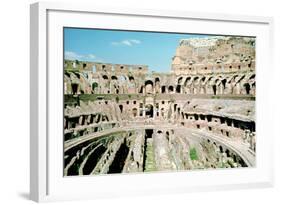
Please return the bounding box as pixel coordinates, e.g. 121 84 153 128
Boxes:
64 51 96 61
87 54 96 59
111 39 141 46
64 51 83 60
130 39 141 44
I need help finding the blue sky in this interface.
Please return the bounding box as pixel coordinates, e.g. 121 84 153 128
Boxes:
64 28 210 73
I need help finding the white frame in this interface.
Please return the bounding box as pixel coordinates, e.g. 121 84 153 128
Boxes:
30 2 274 202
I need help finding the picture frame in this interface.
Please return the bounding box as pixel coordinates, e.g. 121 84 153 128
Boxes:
30 2 274 202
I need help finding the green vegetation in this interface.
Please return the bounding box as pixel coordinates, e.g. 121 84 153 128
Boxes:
190 147 198 161
144 139 156 172
92 82 98 90
211 96 221 99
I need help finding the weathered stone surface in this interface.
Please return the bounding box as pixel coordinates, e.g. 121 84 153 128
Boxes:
63 37 256 176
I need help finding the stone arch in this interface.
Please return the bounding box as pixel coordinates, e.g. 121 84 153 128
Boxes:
157 130 163 134
145 104 154 118
236 75 245 84
155 77 160 83
161 86 166 93
221 79 227 89
243 83 251 95
219 145 223 153
184 76 192 86
102 75 108 80
119 75 127 83
249 74 255 80
111 75 118 80
193 76 200 94
92 82 99 93
176 84 181 93
132 108 138 117
212 84 217 95
155 77 161 93
177 76 183 84
200 76 206 83
161 108 165 118
129 76 135 81
199 76 207 94
71 83 79 95
119 105 123 113
145 80 154 94
193 76 199 83
168 85 174 93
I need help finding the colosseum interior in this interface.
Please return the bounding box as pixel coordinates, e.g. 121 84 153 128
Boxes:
63 36 256 176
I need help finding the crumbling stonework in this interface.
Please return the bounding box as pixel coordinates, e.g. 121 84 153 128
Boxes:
64 37 256 176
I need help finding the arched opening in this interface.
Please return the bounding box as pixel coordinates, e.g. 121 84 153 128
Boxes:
178 77 183 84
119 105 123 113
161 86 166 93
168 85 174 93
145 104 154 118
252 82 256 91
233 155 237 162
249 74 255 80
206 115 212 122
119 75 126 82
176 85 181 93
154 77 160 94
111 76 117 80
92 82 98 92
132 108 138 117
145 80 154 94
219 145 223 153
71 83 78 94
129 76 135 81
161 108 165 117
221 79 227 89
155 77 160 83
157 130 163 134
225 149 230 157
244 83 251 94
201 77 206 83
184 77 191 86
212 85 217 95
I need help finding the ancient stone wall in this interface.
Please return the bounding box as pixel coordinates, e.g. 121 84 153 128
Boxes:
63 36 256 175
172 37 255 75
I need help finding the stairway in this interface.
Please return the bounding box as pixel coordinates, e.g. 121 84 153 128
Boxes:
144 138 156 172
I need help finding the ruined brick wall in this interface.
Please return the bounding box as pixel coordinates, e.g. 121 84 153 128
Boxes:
171 37 255 75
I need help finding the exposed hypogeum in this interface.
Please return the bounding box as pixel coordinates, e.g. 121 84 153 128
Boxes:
63 36 256 176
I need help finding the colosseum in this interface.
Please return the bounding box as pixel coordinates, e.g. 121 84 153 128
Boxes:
63 36 256 176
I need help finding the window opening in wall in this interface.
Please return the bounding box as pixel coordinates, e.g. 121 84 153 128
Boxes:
161 86 166 93
119 105 123 113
